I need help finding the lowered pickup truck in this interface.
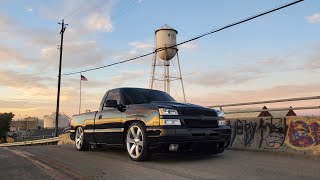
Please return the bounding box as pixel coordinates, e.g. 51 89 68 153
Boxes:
69 87 231 161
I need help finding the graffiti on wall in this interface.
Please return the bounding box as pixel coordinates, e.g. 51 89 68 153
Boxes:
230 120 257 146
230 118 286 149
285 117 320 151
260 118 286 149
229 116 320 152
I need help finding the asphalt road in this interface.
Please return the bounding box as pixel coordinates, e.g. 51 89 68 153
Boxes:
0 145 319 180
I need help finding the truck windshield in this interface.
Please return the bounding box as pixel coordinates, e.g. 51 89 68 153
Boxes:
123 88 176 105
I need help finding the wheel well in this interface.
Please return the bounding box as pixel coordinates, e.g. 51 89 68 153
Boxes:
73 126 82 134
70 126 80 140
123 120 146 142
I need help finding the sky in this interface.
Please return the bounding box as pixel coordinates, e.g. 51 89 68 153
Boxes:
0 0 319 119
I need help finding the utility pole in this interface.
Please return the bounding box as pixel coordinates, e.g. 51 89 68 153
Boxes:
55 19 67 137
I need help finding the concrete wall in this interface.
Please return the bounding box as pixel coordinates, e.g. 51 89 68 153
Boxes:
227 116 320 157
58 133 75 145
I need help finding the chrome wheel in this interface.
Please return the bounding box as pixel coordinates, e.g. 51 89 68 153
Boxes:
75 127 84 150
126 125 143 159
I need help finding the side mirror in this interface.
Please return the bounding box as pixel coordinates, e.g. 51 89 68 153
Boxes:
105 100 118 108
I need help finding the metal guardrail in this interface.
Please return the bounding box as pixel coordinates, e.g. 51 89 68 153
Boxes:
14 135 54 142
207 96 320 114
208 96 320 109
0 137 60 147
223 106 320 114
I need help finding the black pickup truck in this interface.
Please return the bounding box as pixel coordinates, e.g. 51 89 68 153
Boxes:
69 87 231 161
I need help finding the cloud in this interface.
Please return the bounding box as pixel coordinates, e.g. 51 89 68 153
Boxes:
225 84 320 101
0 68 54 89
184 47 320 88
128 41 198 50
0 14 12 26
0 68 100 117
179 42 198 49
303 44 320 70
185 56 288 87
187 83 320 108
85 13 113 32
41 41 116 69
0 13 58 49
186 69 262 87
129 41 154 49
36 0 115 43
39 0 114 21
110 70 145 85
0 45 35 66
109 41 154 65
306 13 320 23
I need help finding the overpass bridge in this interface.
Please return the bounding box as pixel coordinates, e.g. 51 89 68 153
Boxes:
0 144 319 180
1 95 319 179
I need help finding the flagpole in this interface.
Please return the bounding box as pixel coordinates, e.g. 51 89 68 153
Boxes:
79 72 82 114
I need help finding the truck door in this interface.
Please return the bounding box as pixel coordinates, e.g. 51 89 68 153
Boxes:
94 89 123 144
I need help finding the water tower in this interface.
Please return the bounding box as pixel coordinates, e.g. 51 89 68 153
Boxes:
150 24 186 102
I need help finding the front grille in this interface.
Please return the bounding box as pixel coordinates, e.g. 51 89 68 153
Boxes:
198 109 217 116
183 119 218 128
179 108 198 116
179 108 217 117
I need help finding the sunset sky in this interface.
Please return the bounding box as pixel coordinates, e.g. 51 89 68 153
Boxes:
0 0 319 119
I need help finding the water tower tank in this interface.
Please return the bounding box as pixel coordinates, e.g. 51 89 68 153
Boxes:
155 24 178 61
43 112 70 129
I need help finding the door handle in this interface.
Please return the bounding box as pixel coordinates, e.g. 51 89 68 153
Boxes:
98 114 103 119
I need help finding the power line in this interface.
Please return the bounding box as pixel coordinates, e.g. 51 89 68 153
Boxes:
3 0 304 116
62 51 155 75
63 0 89 20
177 0 304 47
62 0 304 76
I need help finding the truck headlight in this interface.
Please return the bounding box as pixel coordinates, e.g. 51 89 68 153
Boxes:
216 110 224 117
159 108 178 115
218 120 226 126
160 119 181 126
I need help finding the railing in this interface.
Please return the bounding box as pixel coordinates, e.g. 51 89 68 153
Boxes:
14 135 54 142
223 106 320 114
0 137 60 147
207 96 320 114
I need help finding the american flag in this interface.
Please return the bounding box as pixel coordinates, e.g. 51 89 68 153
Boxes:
81 75 88 81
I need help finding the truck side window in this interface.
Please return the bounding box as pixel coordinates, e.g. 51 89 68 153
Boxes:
105 90 120 104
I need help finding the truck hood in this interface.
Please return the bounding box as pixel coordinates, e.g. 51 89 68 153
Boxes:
150 101 218 117
150 101 203 108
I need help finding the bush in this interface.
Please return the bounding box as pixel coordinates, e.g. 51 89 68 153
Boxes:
0 112 14 143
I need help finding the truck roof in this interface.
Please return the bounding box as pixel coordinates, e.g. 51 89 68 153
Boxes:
108 87 164 93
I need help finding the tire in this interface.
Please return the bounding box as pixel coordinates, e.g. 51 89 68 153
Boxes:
125 122 150 161
75 127 89 151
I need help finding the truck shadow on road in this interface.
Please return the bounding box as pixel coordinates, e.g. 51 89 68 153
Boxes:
90 146 224 163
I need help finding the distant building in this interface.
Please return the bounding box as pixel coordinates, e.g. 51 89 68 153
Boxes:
43 113 70 129
10 117 43 131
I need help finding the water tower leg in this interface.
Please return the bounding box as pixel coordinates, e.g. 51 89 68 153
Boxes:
164 49 167 93
167 61 170 94
176 52 186 103
164 62 168 93
150 51 157 89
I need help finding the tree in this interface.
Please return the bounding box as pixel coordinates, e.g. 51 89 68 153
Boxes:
0 112 14 143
